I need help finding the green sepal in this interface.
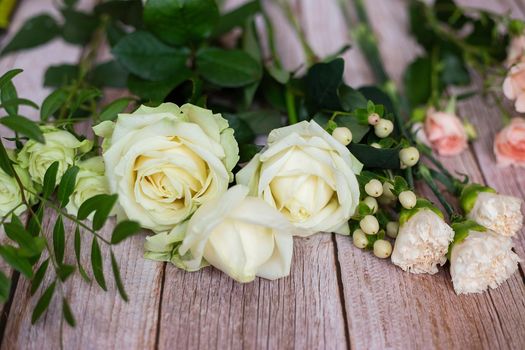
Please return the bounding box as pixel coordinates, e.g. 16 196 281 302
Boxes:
447 219 487 260
459 183 496 214
398 198 443 227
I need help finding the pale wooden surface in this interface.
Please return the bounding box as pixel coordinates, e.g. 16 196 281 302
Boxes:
0 0 524 349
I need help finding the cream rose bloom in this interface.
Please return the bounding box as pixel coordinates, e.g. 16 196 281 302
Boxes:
391 204 454 274
17 126 92 186
94 103 239 233
467 192 523 237
0 150 35 217
65 156 110 217
175 185 294 282
236 120 362 236
450 230 520 295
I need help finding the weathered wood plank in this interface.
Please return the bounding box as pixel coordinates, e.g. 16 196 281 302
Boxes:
157 235 347 350
330 0 525 349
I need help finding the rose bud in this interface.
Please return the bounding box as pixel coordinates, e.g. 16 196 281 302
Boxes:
391 200 454 274
493 118 525 168
503 62 525 113
449 221 520 294
423 109 467 156
460 183 523 237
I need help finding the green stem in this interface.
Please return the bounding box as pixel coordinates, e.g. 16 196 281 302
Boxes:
419 165 455 217
280 1 317 66
285 84 298 125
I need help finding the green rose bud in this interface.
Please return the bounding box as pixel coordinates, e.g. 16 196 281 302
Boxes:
0 150 36 217
65 156 111 218
17 126 92 186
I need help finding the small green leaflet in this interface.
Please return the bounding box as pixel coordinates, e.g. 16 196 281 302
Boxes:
62 298 76 327
1 15 60 56
111 221 141 244
31 259 50 296
53 216 65 264
41 89 68 121
31 281 56 324
57 165 80 208
42 161 59 199
0 270 11 303
110 251 128 302
99 97 132 121
77 194 118 230
74 226 90 282
0 245 33 278
0 139 14 176
0 69 23 90
91 237 107 291
0 116 44 143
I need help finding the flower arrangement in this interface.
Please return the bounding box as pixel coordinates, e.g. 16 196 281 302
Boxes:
0 0 522 336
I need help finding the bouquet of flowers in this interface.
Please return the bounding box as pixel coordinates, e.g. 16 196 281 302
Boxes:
0 0 522 334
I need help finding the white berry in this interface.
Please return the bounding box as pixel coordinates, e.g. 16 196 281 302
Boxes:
399 146 420 167
386 221 399 238
363 196 378 214
360 215 379 235
373 239 392 258
332 127 353 145
353 229 368 249
371 142 382 149
374 119 394 138
368 113 380 125
399 190 417 209
365 179 383 197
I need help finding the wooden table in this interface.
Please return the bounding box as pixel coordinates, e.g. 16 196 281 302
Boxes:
0 0 524 349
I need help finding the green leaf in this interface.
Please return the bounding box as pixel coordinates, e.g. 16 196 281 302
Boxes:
1 15 60 56
143 0 219 46
0 245 33 278
440 51 470 86
234 109 283 135
0 116 44 143
30 258 49 296
4 218 45 257
213 0 261 36
110 251 128 302
62 298 76 327
113 31 190 81
41 89 68 121
43 64 79 87
239 143 262 163
74 226 90 282
57 166 79 208
27 204 44 237
403 57 432 107
57 264 75 282
99 98 132 121
196 48 262 88
94 0 143 28
93 195 118 230
61 9 99 45
0 139 14 176
111 220 141 244
222 114 255 144
89 60 128 88
0 270 11 303
77 194 105 220
0 98 38 111
348 143 401 169
1 81 18 116
127 72 190 102
91 237 106 291
305 58 344 112
42 161 59 199
53 216 65 264
31 280 56 324
338 85 368 112
0 69 23 91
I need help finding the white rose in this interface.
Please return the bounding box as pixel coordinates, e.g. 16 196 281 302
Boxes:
94 103 239 233
177 185 294 283
391 204 454 274
65 156 111 217
17 126 92 186
450 230 520 294
467 192 523 237
0 150 35 217
236 120 362 236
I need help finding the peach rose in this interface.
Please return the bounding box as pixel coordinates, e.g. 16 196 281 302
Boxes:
494 118 525 167
503 62 525 113
506 35 525 67
424 110 468 156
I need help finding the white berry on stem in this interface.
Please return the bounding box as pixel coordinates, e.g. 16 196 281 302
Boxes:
365 179 383 197
353 229 368 249
374 119 394 138
386 221 399 238
399 146 420 167
399 190 417 209
373 239 392 258
332 127 353 146
363 196 378 214
360 215 379 234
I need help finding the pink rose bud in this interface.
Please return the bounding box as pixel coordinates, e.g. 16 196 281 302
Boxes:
424 110 468 156
493 117 525 168
503 62 525 113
